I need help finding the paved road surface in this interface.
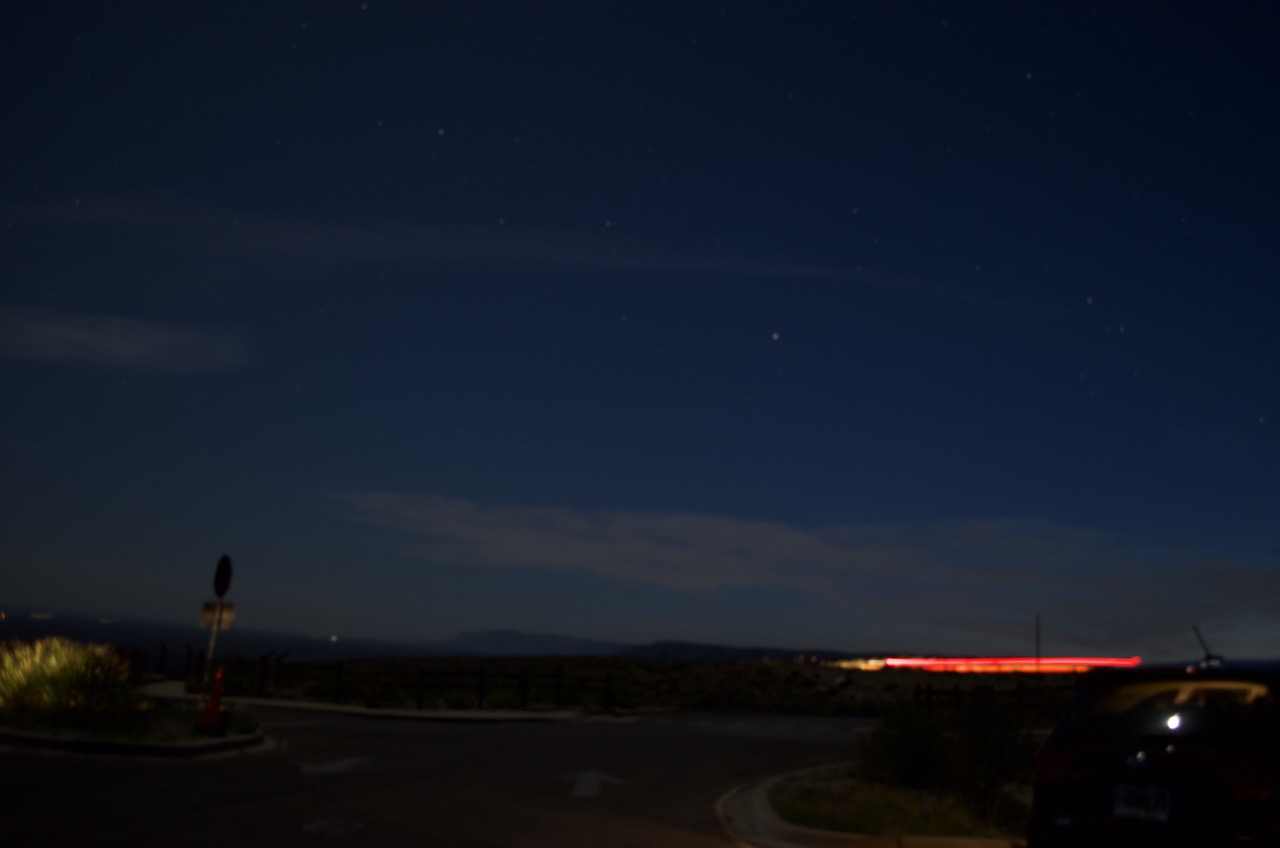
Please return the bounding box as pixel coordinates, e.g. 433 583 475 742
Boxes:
2 711 875 847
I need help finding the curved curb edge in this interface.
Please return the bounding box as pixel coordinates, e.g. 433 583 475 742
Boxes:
0 726 271 758
717 763 1027 848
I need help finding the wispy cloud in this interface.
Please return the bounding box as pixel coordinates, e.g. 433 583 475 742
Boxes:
5 196 1072 318
330 490 1280 659
5 196 850 281
0 306 250 373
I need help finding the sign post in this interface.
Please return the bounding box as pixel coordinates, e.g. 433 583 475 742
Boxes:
202 554 233 688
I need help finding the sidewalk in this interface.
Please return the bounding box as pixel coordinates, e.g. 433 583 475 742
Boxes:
141 679 584 722
716 766 1026 848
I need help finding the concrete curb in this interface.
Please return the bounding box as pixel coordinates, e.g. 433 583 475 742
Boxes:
717 764 1026 848
0 725 269 758
2 678 591 760
141 679 585 722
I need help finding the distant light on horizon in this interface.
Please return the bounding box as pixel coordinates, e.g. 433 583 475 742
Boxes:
827 658 887 671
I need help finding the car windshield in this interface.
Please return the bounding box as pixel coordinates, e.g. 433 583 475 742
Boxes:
1060 678 1279 744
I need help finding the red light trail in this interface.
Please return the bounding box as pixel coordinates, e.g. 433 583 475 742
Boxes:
883 656 1142 673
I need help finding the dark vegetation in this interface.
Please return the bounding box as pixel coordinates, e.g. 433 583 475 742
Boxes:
857 700 1037 831
211 652 1078 722
770 692 1045 837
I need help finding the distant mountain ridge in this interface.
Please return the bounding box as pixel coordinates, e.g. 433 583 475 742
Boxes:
441 629 633 656
619 640 858 663
1 608 868 664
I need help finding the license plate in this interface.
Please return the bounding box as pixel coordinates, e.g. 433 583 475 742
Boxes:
1113 784 1171 822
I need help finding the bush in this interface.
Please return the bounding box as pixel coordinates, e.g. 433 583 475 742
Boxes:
770 769 1000 837
860 706 957 791
859 702 1034 830
0 638 144 730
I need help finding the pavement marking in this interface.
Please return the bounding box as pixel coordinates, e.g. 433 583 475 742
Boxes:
565 770 626 798
259 719 329 729
300 756 371 775
302 819 366 835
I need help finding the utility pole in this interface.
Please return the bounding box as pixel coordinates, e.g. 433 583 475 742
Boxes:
203 554 233 688
1035 613 1041 669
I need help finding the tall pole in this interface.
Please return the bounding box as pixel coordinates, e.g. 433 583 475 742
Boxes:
1035 612 1041 669
204 554 233 689
203 597 223 689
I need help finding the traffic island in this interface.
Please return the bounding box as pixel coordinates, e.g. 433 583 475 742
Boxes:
717 765 1027 848
0 723 268 757
0 636 269 758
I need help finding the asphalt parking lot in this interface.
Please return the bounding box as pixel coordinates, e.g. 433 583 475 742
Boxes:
2 710 876 848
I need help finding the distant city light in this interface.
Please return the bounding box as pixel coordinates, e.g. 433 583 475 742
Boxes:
827 658 887 671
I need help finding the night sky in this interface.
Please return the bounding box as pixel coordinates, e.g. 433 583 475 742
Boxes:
4 2 1280 661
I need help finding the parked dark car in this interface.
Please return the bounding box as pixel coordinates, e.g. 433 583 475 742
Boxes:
1028 661 1280 847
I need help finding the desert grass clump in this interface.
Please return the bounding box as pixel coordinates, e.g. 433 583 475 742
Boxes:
0 638 144 732
770 767 997 837
856 702 1034 832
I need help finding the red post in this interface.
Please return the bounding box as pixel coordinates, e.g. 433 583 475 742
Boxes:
202 667 225 732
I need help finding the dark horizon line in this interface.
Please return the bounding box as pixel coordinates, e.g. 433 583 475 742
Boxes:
1 605 909 660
